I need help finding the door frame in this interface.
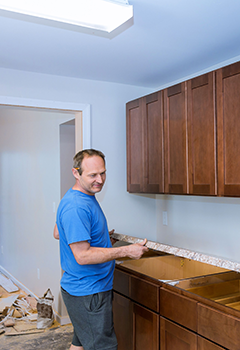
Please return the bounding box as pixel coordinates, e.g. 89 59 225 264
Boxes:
0 96 91 149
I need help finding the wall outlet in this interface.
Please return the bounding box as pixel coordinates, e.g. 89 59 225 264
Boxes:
162 211 168 226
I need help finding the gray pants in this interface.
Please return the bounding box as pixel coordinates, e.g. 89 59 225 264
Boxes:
61 288 118 350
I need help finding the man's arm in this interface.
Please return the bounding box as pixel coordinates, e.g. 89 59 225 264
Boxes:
70 239 148 265
53 224 59 240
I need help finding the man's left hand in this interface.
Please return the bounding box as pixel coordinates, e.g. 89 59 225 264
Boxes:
109 229 118 246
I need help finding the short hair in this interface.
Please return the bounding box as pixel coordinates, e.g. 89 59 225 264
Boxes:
73 149 105 175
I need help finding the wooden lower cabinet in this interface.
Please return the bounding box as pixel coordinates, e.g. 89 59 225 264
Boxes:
113 266 240 350
112 292 133 350
198 303 240 350
160 317 197 350
160 317 225 350
161 316 227 350
198 336 225 350
113 291 159 350
133 303 159 350
160 287 197 332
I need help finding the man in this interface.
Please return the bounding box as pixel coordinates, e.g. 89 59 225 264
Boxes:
54 149 148 350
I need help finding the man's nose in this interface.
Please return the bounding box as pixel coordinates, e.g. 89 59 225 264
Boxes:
96 174 103 183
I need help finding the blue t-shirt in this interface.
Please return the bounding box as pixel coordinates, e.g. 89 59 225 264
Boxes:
56 188 115 296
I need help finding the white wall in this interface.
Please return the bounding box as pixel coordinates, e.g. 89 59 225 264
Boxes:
155 195 240 262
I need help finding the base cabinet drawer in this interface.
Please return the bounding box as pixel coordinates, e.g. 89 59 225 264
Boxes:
113 268 130 297
198 303 240 350
131 275 160 312
160 287 198 331
160 317 197 350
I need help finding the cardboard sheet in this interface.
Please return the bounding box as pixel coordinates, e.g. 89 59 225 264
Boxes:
0 273 19 293
0 294 19 313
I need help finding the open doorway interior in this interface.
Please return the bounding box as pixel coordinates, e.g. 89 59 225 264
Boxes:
60 119 75 198
0 105 82 322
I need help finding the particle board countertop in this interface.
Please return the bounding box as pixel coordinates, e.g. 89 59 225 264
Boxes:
112 232 240 273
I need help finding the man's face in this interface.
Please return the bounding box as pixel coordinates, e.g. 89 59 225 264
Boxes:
77 155 106 195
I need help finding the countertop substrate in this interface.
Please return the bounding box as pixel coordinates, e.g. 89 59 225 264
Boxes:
112 233 240 273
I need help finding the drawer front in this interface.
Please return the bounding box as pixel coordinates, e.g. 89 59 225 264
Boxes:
198 336 225 350
130 275 159 312
113 268 130 297
160 288 198 332
198 303 240 350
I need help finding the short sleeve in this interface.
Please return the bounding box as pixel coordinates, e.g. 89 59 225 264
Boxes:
61 207 92 245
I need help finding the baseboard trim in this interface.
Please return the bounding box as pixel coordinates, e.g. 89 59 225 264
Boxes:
0 265 39 300
55 312 71 325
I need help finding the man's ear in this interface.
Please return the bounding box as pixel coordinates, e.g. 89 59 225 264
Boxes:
72 168 80 179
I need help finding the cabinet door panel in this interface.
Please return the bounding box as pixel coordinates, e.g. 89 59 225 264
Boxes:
164 82 188 194
160 317 197 350
143 91 164 193
217 61 240 196
126 98 144 192
113 292 133 350
133 303 159 350
187 72 217 195
198 336 225 350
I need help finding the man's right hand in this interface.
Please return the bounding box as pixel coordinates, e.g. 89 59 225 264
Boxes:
126 238 148 259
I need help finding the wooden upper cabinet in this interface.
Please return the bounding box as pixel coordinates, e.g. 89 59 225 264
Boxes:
127 60 240 197
143 91 164 193
126 92 164 193
217 61 240 196
187 72 217 196
164 82 188 194
126 98 144 193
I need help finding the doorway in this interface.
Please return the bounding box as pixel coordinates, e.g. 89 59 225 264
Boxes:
0 104 84 321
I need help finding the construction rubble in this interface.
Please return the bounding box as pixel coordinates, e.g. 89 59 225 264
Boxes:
0 271 55 337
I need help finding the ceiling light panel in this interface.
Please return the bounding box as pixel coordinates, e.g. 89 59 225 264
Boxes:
0 0 133 35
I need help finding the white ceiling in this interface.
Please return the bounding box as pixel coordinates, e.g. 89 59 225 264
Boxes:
1 0 240 88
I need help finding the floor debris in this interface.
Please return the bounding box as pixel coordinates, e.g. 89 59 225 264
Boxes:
0 271 56 339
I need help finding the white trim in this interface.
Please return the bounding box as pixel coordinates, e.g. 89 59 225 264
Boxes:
55 313 71 326
82 104 91 149
0 265 39 300
0 96 92 149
